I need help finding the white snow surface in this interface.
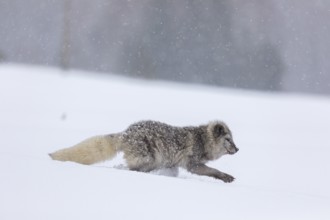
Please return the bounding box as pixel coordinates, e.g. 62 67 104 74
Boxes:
0 64 329 220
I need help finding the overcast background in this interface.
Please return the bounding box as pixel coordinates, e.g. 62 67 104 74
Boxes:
1 0 329 95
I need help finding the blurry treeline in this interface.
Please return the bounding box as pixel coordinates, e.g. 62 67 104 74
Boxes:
0 0 329 94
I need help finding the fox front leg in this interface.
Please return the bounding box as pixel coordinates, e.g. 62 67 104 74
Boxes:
187 163 235 183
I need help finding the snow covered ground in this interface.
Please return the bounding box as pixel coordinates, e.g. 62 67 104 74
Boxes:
0 64 329 220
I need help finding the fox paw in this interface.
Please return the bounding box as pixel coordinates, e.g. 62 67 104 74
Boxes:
221 174 235 183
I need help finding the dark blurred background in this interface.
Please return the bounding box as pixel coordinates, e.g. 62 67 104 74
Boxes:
0 0 329 95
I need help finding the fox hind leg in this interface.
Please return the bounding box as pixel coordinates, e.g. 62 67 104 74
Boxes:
124 153 157 173
154 167 179 177
128 161 156 172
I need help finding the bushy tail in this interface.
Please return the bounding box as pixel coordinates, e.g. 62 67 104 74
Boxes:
49 135 120 165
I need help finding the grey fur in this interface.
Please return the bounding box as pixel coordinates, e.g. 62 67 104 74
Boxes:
115 120 238 183
50 120 238 183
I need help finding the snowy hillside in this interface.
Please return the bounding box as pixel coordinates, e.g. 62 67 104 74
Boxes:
0 64 329 220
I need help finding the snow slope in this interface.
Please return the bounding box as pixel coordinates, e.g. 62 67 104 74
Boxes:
0 64 329 220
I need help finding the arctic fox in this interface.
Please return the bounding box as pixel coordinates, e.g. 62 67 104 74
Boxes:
49 120 239 183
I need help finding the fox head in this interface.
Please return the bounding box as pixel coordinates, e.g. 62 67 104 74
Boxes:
206 121 239 160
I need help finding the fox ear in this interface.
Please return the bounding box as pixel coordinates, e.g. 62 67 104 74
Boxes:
213 123 225 138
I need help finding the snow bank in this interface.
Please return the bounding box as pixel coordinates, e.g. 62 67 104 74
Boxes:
0 64 329 220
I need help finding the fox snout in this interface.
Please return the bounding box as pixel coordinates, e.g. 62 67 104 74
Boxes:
230 148 239 154
228 143 239 155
